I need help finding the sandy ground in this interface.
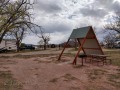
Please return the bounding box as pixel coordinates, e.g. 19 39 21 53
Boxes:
0 49 120 90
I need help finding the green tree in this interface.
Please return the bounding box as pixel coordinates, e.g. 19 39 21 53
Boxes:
0 0 33 43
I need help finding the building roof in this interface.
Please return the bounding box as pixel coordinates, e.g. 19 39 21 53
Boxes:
69 26 90 39
3 39 16 41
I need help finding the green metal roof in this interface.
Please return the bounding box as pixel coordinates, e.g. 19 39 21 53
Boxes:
69 26 91 39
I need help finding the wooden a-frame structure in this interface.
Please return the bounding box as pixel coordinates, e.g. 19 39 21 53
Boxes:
58 26 104 65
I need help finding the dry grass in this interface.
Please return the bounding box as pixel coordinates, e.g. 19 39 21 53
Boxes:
69 86 80 90
13 54 57 58
87 69 107 80
104 50 120 66
0 59 17 65
49 78 59 83
49 73 78 83
0 54 57 59
0 71 22 90
107 69 120 87
86 85 109 90
73 65 84 68
62 73 78 81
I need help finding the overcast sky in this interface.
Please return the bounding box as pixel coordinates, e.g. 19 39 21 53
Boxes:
22 0 120 45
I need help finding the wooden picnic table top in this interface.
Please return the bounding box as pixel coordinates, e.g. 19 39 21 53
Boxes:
88 54 110 57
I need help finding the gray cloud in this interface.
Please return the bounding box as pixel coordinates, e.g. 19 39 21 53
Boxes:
92 0 120 13
43 22 73 34
68 15 77 19
111 1 120 13
34 0 62 14
32 18 74 34
73 0 120 18
79 8 108 18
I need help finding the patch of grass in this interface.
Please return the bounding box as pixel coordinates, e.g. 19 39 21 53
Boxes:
0 71 11 79
69 48 78 51
37 60 52 63
69 86 80 90
86 85 109 90
107 73 120 87
104 50 120 66
49 78 59 83
34 57 59 64
62 73 78 81
50 74 79 83
0 60 17 65
64 53 75 57
13 54 57 58
88 69 107 80
0 56 10 58
116 68 120 72
3 49 44 54
49 56 58 61
0 54 57 59
13 54 31 58
73 65 83 68
34 73 39 76
0 71 22 90
54 58 71 64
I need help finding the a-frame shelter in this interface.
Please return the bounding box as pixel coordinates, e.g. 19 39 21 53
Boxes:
58 26 104 65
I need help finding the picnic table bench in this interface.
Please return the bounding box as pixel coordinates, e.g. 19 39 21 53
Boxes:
78 54 111 66
88 54 111 65
78 54 87 66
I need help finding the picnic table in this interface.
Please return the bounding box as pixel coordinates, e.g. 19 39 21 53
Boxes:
88 54 111 65
78 54 111 66
78 54 87 66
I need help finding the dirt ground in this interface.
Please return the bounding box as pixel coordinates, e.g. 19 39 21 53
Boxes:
0 48 120 90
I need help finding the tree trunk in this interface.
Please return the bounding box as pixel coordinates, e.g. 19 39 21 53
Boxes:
16 41 20 52
44 43 46 50
43 39 47 50
0 30 7 43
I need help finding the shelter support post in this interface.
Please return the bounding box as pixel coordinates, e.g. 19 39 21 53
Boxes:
58 38 70 60
77 38 86 54
73 38 86 65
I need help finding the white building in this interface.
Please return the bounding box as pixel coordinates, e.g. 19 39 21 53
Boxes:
0 39 17 50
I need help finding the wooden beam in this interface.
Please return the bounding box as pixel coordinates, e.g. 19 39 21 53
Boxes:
86 35 95 39
58 38 70 60
77 38 86 54
84 48 100 50
73 38 86 65
86 37 95 39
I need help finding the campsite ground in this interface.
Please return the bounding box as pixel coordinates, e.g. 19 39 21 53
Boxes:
0 48 120 90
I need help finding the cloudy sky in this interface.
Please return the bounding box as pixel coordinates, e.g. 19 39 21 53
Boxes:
22 0 120 45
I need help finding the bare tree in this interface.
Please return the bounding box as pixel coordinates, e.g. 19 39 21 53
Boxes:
37 32 50 50
38 39 44 49
7 26 26 52
103 33 116 48
27 24 50 50
70 39 78 49
40 30 50 50
0 0 10 7
104 15 120 34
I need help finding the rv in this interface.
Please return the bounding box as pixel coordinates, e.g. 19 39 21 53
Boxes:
0 39 17 51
